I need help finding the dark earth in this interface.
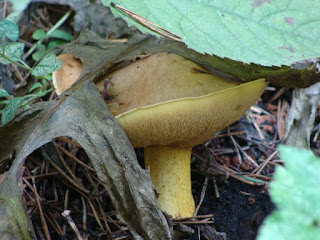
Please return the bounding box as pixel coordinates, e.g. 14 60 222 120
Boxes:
191 176 274 240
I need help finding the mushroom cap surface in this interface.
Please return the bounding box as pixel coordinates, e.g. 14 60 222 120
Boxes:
52 54 83 95
106 53 239 116
105 53 266 148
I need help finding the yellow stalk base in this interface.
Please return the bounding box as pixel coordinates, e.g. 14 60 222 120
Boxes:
145 145 195 218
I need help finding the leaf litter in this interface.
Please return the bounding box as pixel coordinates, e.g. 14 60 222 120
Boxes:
2 2 320 240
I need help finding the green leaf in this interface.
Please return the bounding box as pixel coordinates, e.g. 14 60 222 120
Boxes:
32 29 46 40
32 52 62 76
47 39 66 49
1 97 23 126
104 0 320 67
9 0 30 12
36 43 46 51
29 82 43 93
32 50 46 62
5 11 22 24
257 145 320 240
0 42 24 64
0 19 19 41
0 89 10 98
48 30 73 41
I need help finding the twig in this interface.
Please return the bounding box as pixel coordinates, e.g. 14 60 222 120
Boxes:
23 172 59 179
212 179 220 198
33 179 51 240
230 174 265 186
230 135 258 168
49 159 89 193
46 212 64 236
54 142 86 188
97 200 112 233
88 199 105 230
193 177 209 216
81 196 88 239
251 150 278 175
230 135 243 167
212 130 245 139
56 144 94 171
110 2 182 42
61 210 84 240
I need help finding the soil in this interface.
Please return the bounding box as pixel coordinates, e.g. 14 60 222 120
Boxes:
192 177 275 240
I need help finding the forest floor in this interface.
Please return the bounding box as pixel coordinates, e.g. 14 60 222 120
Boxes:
2 1 319 240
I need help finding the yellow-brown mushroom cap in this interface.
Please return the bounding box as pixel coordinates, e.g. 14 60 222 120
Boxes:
104 53 266 148
52 54 83 95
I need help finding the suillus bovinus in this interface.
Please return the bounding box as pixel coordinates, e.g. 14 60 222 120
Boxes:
53 52 266 218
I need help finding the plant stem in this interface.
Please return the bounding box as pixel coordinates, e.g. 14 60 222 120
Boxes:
0 52 32 71
21 89 53 106
23 9 72 60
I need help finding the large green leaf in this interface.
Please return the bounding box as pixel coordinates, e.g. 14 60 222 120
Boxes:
9 0 30 12
257 145 320 240
0 19 19 41
1 97 24 126
32 52 62 76
103 0 320 67
0 42 24 64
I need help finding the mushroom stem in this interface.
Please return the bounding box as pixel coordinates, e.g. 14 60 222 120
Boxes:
144 145 195 218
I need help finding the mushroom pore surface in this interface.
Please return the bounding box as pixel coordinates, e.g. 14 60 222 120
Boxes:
104 53 266 148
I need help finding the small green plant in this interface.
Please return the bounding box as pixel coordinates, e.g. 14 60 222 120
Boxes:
0 10 72 126
0 80 53 126
31 29 73 61
257 145 320 240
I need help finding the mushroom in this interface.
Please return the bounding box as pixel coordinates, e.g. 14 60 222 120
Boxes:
52 54 83 95
53 52 266 218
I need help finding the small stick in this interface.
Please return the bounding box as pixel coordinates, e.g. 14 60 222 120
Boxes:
33 179 51 240
252 150 278 175
61 210 84 240
97 200 112 233
81 197 87 231
11 63 25 83
56 144 94 171
213 179 220 198
230 174 264 186
54 142 86 188
49 160 89 193
172 220 214 225
251 115 265 140
24 172 59 179
230 135 258 167
62 190 69 235
230 135 243 166
171 214 214 221
45 212 64 236
193 177 209 216
111 2 182 42
212 130 245 138
88 200 105 230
